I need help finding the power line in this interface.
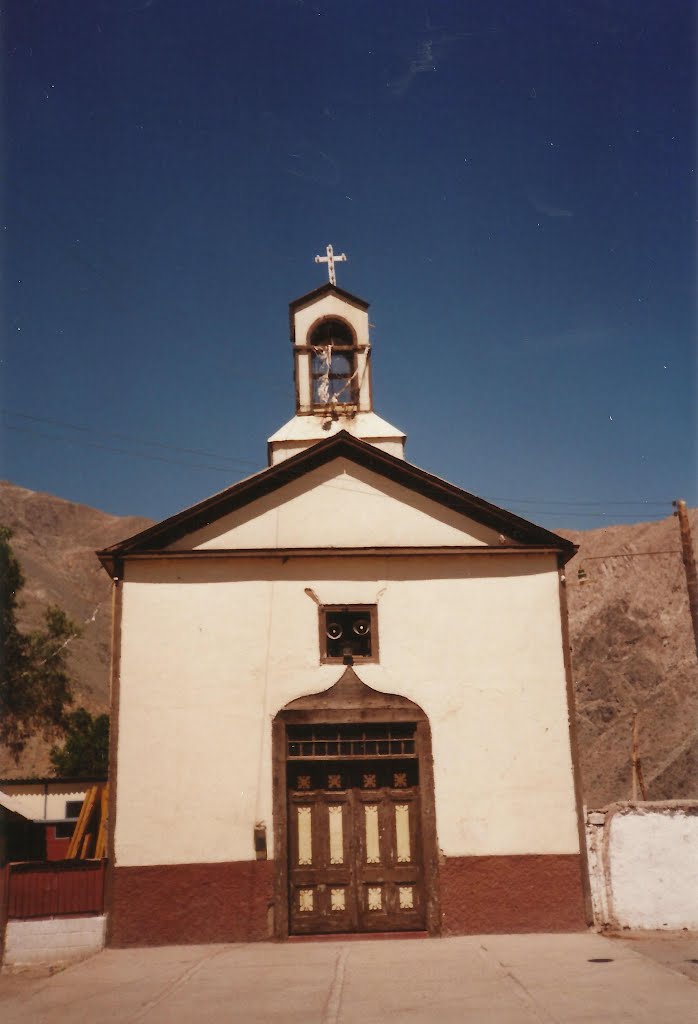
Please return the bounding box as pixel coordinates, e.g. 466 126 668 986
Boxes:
511 511 666 520
507 508 668 519
485 496 670 507
1 410 261 470
4 410 673 510
579 550 680 560
3 426 673 520
2 422 261 475
1 409 682 523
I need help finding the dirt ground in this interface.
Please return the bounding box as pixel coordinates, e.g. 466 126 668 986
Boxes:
607 930 698 982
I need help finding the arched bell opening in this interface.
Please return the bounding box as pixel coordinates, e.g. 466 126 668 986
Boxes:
271 666 441 938
308 317 359 408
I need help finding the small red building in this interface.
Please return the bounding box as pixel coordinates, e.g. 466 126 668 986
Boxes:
0 778 107 862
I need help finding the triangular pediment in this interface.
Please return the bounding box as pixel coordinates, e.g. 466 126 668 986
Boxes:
164 457 507 550
289 282 369 314
97 432 575 571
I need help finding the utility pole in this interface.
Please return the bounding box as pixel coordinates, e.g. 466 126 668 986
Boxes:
630 711 647 801
673 499 698 662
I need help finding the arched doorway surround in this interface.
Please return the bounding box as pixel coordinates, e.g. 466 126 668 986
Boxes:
272 665 441 938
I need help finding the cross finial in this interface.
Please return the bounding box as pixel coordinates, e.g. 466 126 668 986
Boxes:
314 244 347 286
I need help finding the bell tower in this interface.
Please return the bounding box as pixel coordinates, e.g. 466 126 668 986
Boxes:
291 283 372 415
267 246 406 465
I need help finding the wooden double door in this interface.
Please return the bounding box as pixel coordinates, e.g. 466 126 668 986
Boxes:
287 745 425 935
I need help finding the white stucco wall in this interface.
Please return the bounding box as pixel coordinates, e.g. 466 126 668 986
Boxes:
3 916 106 966
268 412 406 464
270 436 406 464
293 292 368 349
167 460 507 550
586 804 698 930
114 551 579 868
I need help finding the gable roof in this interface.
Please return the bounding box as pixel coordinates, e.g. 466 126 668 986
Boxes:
289 282 369 317
97 432 576 574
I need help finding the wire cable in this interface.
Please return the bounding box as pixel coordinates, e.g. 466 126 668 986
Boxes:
3 422 263 474
2 409 260 468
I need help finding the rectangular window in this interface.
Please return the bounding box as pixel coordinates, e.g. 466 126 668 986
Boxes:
65 800 84 818
320 605 378 663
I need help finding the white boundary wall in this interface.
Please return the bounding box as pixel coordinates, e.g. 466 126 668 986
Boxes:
3 915 106 966
586 802 698 930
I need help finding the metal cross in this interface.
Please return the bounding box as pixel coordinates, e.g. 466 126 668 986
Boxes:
314 244 347 286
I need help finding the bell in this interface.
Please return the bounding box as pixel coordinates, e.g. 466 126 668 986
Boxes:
326 621 343 640
353 618 370 636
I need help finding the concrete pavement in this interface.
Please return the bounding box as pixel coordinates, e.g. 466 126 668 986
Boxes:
1 932 696 1023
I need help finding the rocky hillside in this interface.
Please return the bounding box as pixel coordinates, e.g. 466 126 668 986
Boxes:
0 481 151 777
562 511 697 806
1 480 696 806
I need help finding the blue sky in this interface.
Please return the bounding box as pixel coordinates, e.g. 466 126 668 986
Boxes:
3 0 696 531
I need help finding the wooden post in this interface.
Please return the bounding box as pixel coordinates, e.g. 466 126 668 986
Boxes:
673 499 698 662
631 712 647 801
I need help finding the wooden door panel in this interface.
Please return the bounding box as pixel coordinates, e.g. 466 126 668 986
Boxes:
288 786 356 934
287 746 425 935
356 788 424 932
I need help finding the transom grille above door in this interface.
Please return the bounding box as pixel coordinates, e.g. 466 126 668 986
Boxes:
287 723 416 760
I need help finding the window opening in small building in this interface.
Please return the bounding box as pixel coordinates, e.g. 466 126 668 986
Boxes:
321 605 377 662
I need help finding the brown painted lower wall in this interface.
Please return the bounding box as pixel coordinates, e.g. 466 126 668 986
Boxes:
108 853 586 946
108 861 274 947
440 853 588 934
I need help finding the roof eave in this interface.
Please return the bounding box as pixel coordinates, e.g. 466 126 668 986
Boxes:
96 430 576 570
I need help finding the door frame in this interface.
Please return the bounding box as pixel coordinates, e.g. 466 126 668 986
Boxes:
272 666 441 939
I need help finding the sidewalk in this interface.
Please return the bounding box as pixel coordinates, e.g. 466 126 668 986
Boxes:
1 931 696 1023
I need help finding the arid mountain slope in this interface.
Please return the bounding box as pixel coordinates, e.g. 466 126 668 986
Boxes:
1 481 696 805
561 511 697 806
0 481 151 776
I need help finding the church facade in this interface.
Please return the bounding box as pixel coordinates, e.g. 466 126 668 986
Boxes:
98 267 589 945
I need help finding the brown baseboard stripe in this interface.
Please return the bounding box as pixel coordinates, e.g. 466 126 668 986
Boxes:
108 861 274 947
108 853 586 946
440 853 587 934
